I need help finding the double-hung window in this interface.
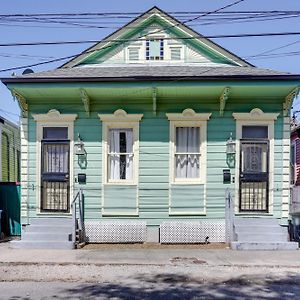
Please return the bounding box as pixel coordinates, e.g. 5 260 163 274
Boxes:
108 128 133 180
99 109 143 184
175 127 200 178
166 109 211 184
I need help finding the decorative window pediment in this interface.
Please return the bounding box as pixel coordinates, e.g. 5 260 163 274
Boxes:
232 108 279 121
32 109 77 123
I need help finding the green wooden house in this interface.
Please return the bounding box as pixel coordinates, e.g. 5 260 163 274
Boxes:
2 7 300 249
0 116 20 183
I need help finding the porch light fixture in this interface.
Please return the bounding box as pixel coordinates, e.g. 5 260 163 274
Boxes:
74 134 85 155
226 133 236 155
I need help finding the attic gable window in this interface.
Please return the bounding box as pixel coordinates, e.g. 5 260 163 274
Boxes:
146 39 164 60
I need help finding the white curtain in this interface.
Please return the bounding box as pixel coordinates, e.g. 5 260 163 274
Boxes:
176 127 200 178
109 129 133 180
45 144 69 173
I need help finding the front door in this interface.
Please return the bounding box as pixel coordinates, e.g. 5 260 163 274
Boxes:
239 126 269 212
41 127 70 212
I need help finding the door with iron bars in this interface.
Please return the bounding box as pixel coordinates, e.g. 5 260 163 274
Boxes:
239 126 269 212
41 127 70 212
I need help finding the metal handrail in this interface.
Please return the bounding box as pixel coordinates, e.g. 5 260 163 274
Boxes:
71 188 84 245
225 188 234 243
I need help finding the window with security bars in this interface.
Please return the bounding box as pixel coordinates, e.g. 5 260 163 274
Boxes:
146 39 164 60
175 127 200 178
108 128 133 180
41 127 70 212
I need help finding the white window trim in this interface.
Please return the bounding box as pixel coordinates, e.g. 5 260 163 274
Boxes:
98 109 143 185
32 109 77 215
233 108 279 215
166 109 211 185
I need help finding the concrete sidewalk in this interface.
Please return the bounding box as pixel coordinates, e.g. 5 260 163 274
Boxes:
0 242 300 267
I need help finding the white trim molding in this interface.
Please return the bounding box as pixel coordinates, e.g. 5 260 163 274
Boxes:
98 109 143 216
33 109 77 215
166 108 211 122
98 109 143 123
233 108 279 215
232 108 279 122
32 109 77 123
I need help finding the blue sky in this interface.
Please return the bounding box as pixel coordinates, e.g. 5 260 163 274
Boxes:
0 0 300 124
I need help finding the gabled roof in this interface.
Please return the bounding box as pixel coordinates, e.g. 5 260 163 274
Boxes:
60 6 253 68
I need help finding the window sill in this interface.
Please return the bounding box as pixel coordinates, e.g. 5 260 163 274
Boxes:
235 212 273 216
36 212 72 216
104 182 138 186
169 211 206 216
171 181 204 185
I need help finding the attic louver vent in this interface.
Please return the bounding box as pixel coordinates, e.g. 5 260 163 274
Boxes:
171 48 181 60
129 48 139 61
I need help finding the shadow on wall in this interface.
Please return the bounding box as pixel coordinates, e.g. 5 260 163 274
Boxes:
59 273 300 299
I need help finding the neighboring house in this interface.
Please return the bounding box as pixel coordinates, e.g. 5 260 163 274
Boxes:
290 124 300 215
1 7 300 249
0 116 20 182
0 115 21 238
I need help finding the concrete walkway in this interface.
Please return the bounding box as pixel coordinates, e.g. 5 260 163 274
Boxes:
0 242 299 267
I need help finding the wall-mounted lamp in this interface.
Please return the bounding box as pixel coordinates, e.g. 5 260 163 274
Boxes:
74 134 85 155
226 133 236 169
226 132 236 155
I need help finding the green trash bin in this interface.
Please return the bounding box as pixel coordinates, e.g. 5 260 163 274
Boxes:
0 183 21 236
0 210 2 240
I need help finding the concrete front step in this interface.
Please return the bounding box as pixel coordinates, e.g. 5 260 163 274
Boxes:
11 217 74 249
22 232 72 242
231 241 298 250
236 233 288 243
234 218 280 226
234 225 286 234
10 240 74 250
29 217 73 226
25 225 73 233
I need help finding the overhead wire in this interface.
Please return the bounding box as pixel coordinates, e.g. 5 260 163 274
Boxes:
0 0 248 72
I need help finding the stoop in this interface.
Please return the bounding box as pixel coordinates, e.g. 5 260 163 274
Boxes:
10 218 74 249
230 217 298 250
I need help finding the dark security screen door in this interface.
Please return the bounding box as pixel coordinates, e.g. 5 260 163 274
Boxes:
41 127 70 212
239 126 269 212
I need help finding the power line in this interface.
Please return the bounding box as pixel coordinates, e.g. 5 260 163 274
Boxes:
1 10 299 17
0 31 300 48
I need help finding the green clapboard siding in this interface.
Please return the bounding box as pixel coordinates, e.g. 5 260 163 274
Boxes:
170 184 205 214
1 133 9 181
1 125 20 183
103 185 137 215
22 94 288 225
